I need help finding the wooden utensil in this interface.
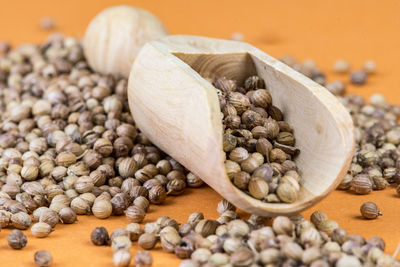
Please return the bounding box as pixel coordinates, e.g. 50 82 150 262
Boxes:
127 35 354 216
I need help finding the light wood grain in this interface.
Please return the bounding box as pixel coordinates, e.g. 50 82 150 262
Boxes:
83 6 168 78
128 35 354 216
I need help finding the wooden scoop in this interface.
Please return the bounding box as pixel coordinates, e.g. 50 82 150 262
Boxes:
127 35 354 216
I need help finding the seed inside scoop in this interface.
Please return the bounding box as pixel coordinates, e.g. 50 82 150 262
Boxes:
214 75 301 203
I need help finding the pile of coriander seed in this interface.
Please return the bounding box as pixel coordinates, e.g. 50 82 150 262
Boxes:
91 199 400 267
338 94 400 195
0 33 204 242
214 76 302 203
0 30 399 267
279 55 400 198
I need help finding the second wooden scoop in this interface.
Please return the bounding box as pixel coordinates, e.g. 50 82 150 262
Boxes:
128 35 354 216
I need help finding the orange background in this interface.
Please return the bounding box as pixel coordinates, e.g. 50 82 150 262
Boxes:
1 0 400 266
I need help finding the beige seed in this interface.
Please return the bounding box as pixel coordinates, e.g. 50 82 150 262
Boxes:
31 222 53 238
138 232 157 250
118 157 138 178
11 212 32 230
276 183 298 203
92 199 112 219
39 210 59 228
134 250 153 267
248 178 269 200
70 197 90 215
125 206 146 223
111 236 132 251
113 249 131 267
317 219 339 236
310 210 328 226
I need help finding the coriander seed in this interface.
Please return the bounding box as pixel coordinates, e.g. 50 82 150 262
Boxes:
134 196 150 212
144 222 161 235
11 211 32 229
111 235 132 251
179 223 193 237
360 201 382 219
230 247 254 266
134 250 153 267
310 210 328 226
113 249 131 267
350 70 368 85
110 228 130 241
138 232 158 250
248 178 269 199
350 175 373 194
160 229 181 252
272 216 294 236
148 185 167 204
31 222 53 238
70 197 90 215
227 219 249 238
187 212 204 227
333 59 350 73
92 199 112 219
34 250 53 267
191 248 212 263
276 183 298 203
217 199 236 214
59 207 77 224
91 226 110 246
195 219 220 237
125 205 146 223
39 209 59 228
8 229 27 249
363 60 377 74
40 17 55 30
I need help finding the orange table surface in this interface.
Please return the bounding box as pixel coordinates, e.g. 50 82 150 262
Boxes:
1 0 400 266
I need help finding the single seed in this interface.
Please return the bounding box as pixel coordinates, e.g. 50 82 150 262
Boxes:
11 212 32 229
363 60 376 74
360 202 382 219
31 222 53 238
350 70 367 85
91 227 110 246
110 228 130 241
40 17 55 30
111 236 132 251
92 199 112 219
276 183 298 203
113 249 131 267
310 210 328 226
248 178 269 199
39 210 59 228
34 250 53 267
125 205 146 223
8 229 27 249
59 207 77 224
217 199 236 214
333 59 350 73
195 219 220 237
134 250 153 267
138 233 157 250
350 175 373 194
